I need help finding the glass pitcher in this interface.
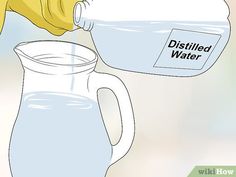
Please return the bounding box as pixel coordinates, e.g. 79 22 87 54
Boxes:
9 41 135 177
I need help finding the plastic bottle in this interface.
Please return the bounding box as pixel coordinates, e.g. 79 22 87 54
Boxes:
74 0 231 77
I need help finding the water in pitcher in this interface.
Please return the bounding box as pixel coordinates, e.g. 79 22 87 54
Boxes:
9 92 112 177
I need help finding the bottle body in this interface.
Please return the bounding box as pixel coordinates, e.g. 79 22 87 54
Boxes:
91 20 230 77
75 0 231 76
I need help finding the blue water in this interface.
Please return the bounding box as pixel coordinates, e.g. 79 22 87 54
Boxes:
9 92 112 177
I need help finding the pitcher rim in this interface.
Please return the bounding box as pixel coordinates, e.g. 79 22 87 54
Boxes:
14 40 98 68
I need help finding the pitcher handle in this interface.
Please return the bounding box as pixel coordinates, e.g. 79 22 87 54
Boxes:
89 72 135 165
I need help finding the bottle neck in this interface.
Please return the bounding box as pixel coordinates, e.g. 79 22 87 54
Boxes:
74 1 94 31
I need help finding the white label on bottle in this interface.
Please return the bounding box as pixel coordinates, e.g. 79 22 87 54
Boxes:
154 29 221 70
